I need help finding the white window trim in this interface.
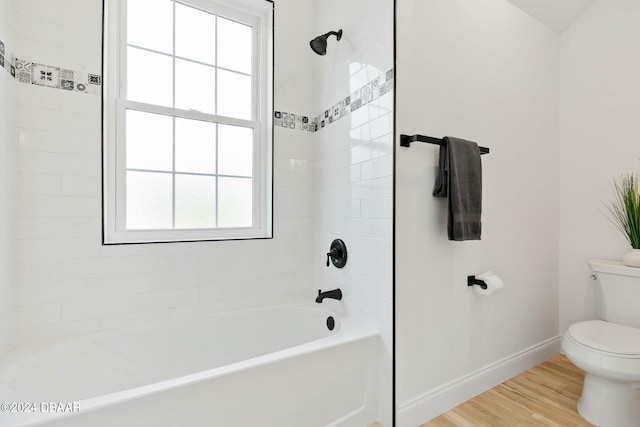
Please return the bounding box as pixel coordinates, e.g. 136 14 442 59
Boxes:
103 0 273 244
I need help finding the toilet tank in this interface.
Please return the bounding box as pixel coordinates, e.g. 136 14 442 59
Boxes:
589 259 640 329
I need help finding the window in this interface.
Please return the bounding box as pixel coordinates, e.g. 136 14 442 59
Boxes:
103 0 273 244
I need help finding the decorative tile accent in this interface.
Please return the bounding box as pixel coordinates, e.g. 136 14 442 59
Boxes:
31 64 60 88
17 60 31 72
3 50 16 77
74 72 89 93
46 66 61 88
61 68 74 80
284 113 295 128
32 63 49 86
274 68 394 133
0 37 101 96
77 72 97 95
17 71 30 83
88 74 101 85
361 83 373 103
61 79 74 91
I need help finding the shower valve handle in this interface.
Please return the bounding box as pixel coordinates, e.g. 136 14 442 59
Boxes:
326 249 338 267
325 239 347 268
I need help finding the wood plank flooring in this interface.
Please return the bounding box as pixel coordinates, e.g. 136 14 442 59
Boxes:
421 355 594 427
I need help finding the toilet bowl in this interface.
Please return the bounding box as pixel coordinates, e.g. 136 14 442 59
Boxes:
562 320 640 427
563 259 640 427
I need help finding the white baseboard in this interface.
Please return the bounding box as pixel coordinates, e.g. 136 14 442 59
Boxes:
397 336 562 427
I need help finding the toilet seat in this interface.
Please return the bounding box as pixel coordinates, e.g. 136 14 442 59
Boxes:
563 320 640 383
566 320 640 358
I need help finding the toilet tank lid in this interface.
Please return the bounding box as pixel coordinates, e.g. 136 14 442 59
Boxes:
567 320 640 356
589 259 640 277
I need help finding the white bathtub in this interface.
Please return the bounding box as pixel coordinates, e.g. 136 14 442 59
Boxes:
0 305 380 427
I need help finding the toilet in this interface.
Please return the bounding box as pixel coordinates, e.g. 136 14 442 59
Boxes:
562 259 640 427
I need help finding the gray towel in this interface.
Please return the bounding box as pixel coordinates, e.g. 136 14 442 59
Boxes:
433 137 482 241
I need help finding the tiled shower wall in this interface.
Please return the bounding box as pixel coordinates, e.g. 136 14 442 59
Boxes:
14 0 317 343
0 0 19 357
312 0 394 424
5 0 393 420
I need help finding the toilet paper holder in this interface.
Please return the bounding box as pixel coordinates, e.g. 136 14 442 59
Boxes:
467 275 488 290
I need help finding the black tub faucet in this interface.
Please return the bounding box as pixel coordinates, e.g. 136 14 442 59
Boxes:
315 288 342 303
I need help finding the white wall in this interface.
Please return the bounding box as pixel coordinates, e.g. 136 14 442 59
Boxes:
312 0 394 424
0 0 19 358
14 0 316 344
559 0 640 333
395 0 560 424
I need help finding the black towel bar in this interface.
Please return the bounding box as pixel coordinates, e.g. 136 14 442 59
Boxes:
400 134 490 155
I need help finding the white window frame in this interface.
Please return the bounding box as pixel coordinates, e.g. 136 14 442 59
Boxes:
103 0 273 244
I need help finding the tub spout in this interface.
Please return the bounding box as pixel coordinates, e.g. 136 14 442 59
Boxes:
316 288 342 303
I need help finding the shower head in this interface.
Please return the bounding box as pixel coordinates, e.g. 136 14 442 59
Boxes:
310 29 343 55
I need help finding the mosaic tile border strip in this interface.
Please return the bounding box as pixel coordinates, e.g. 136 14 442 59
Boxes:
274 68 394 133
274 111 315 132
0 38 101 95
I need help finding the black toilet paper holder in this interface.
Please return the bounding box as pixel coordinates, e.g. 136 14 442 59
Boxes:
467 276 488 290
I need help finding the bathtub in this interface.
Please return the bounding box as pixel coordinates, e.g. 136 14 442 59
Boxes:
0 305 380 427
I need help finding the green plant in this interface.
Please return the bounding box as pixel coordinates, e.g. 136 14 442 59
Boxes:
606 173 640 249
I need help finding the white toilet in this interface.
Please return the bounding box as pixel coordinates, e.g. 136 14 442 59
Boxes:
562 259 640 427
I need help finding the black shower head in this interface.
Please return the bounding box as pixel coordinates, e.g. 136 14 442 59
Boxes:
310 29 343 55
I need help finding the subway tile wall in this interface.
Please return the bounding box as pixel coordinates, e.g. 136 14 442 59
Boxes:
312 0 394 424
2 1 394 422
4 0 394 422
10 11 394 425
0 0 19 358
14 0 317 344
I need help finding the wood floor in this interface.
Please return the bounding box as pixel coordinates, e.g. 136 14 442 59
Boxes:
421 355 594 427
